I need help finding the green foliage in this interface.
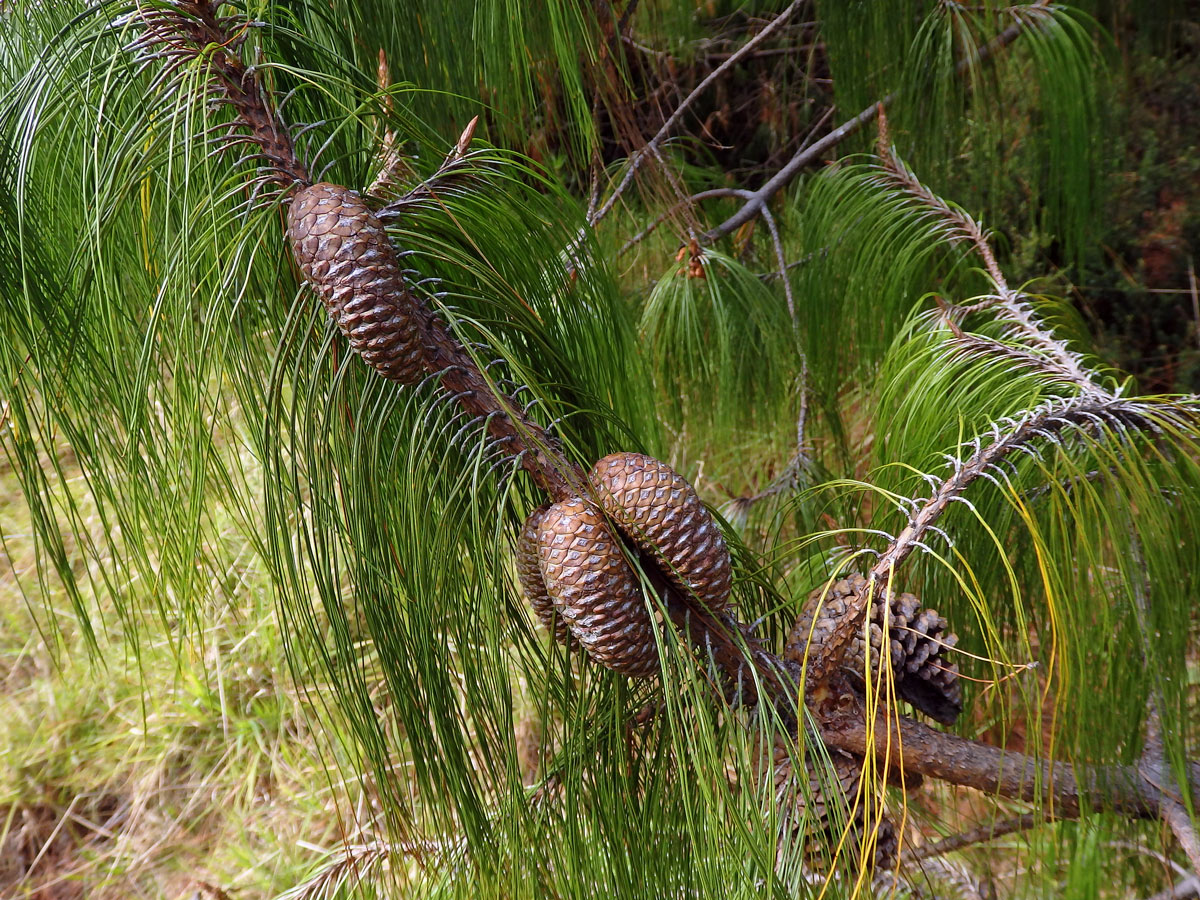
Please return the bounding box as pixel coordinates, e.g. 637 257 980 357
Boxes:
0 1 1197 898
819 1 1105 269
640 249 795 436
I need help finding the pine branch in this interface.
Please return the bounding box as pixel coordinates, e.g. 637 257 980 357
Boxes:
941 329 1096 391
798 395 1188 685
127 1 588 501
821 698 1200 824
119 0 309 187
874 137 1102 392
116 0 1200 872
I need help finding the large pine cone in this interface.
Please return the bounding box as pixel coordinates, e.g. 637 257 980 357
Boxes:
588 453 732 613
760 736 897 871
786 574 961 725
287 182 426 384
516 506 573 646
536 498 660 677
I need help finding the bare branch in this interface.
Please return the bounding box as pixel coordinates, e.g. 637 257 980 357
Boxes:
590 0 808 226
901 813 1040 864
701 0 1052 245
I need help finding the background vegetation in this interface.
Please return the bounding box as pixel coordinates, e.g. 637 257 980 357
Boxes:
0 1 1198 897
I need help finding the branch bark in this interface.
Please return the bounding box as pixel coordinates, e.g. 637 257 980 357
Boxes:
821 704 1197 823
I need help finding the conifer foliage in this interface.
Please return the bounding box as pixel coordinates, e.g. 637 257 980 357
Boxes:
0 1 1197 897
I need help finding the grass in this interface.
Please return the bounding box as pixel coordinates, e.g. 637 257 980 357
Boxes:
0 446 349 899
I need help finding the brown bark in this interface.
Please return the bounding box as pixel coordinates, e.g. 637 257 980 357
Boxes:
820 705 1197 823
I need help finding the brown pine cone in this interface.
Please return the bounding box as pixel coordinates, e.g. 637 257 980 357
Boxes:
537 498 660 677
784 576 859 675
786 574 962 725
287 182 426 384
588 452 732 613
516 506 573 646
760 736 897 871
887 590 961 726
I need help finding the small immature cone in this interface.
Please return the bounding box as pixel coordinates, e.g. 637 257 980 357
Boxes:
287 182 426 384
588 453 732 613
516 506 573 646
537 498 660 677
786 574 961 725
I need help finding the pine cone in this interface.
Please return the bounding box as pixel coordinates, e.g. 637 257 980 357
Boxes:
887 590 961 726
760 736 897 871
588 453 732 613
537 498 660 677
516 506 573 646
287 182 426 384
786 575 962 725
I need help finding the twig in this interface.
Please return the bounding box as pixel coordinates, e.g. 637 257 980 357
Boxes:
1145 876 1200 900
376 117 482 216
615 0 639 38
1189 260 1199 353
618 188 738 253
941 330 1098 391
757 247 826 280
1138 648 1200 873
590 0 808 226
760 200 794 319
901 813 1040 863
701 0 1052 245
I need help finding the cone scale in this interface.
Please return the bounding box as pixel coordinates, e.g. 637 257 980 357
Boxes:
786 574 961 725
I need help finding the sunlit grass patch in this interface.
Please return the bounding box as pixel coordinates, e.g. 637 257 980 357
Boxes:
0 458 348 899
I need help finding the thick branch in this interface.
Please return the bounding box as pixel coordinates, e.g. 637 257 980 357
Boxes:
701 1 1050 245
822 707 1196 823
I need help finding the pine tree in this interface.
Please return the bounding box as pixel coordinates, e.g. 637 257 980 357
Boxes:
0 1 1196 896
